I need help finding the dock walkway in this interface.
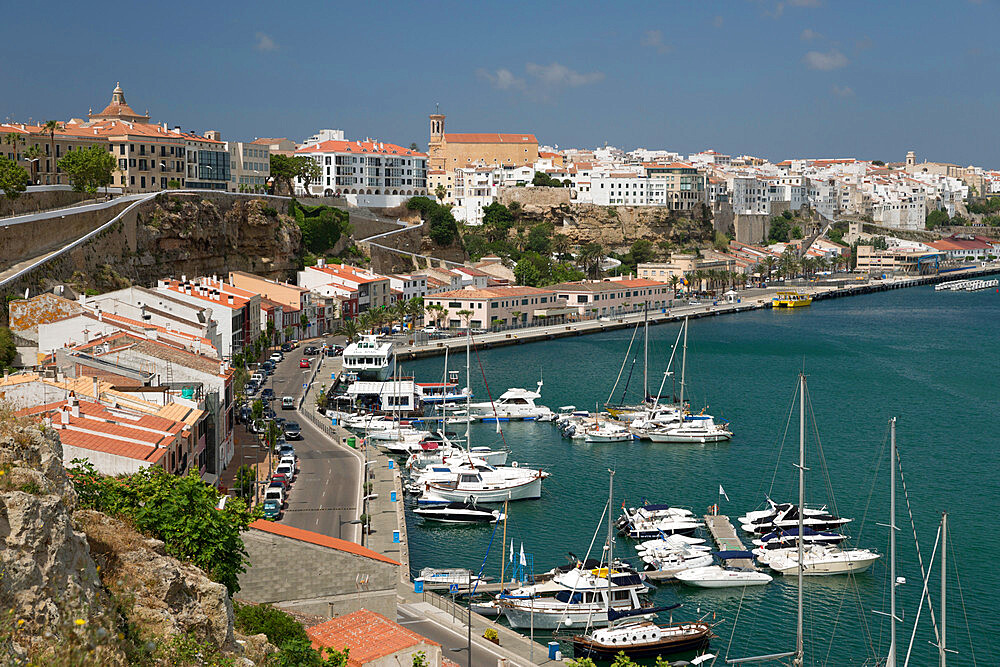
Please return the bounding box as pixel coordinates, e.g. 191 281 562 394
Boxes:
703 513 755 570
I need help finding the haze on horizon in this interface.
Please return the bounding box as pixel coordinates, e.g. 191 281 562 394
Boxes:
4 0 999 167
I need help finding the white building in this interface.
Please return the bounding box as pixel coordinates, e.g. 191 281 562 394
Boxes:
294 139 427 207
452 167 502 225
227 140 270 192
154 277 260 359
386 274 427 301
302 128 345 144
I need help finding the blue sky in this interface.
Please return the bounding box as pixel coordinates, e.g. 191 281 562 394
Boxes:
3 0 999 166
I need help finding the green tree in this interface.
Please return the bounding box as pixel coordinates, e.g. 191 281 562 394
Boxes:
0 156 30 203
0 326 17 371
531 171 563 187
335 318 361 342
553 233 572 261
514 256 543 286
434 184 447 202
481 202 515 243
790 225 803 239
526 222 554 256
270 154 298 195
925 209 949 230
233 464 255 499
234 601 309 647
428 206 458 245
577 242 604 278
295 156 323 194
768 216 792 243
58 145 116 194
41 120 62 182
67 461 257 594
456 309 473 328
3 132 24 163
629 239 656 264
300 312 310 335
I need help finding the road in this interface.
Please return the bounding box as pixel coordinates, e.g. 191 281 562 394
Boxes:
397 603 529 667
264 342 362 542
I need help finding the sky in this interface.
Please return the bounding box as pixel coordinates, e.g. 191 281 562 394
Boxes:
3 0 999 167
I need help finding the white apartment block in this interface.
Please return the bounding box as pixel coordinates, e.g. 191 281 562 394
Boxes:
294 139 428 207
386 274 427 301
452 167 502 225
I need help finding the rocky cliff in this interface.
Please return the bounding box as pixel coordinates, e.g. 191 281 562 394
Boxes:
0 410 275 665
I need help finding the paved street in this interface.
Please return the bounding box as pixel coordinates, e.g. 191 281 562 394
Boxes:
264 342 362 542
398 602 536 667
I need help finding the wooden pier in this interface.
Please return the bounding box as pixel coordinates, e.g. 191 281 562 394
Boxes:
704 513 755 570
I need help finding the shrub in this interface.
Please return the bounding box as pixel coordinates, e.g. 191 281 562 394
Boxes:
234 602 308 647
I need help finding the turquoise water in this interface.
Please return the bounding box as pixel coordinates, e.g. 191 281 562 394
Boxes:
401 279 999 665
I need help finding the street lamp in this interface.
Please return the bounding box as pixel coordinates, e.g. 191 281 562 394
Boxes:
447 572 472 667
338 518 361 540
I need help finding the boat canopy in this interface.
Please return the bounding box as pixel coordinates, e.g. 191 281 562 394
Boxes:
716 550 755 559
555 590 584 604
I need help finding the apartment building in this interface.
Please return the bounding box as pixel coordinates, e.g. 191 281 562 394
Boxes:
293 139 427 207
228 140 271 192
386 274 427 301
0 121 108 186
296 262 390 319
155 277 260 358
549 279 672 316
228 271 318 338
423 286 569 328
184 130 231 191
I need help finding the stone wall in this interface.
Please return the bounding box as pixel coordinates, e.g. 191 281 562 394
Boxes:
0 188 93 218
498 185 571 209
239 528 398 619
734 214 771 244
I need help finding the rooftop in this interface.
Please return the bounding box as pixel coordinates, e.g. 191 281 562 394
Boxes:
296 139 425 158
248 520 400 565
428 286 555 300
307 610 438 667
444 132 537 144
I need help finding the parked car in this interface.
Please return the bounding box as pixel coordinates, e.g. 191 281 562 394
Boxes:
299 358 311 368
281 396 295 410
278 444 296 460
270 352 284 362
261 361 274 375
250 420 266 434
303 346 319 355
274 462 295 480
250 372 264 385
278 455 297 471
261 388 275 401
270 473 290 491
283 421 302 440
422 326 438 334
264 484 284 507
262 498 281 520
280 342 294 352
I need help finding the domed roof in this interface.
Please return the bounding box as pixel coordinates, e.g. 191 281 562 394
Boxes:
89 82 149 123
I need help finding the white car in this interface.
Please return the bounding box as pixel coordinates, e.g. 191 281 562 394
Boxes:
274 463 295 480
269 352 283 362
279 455 296 470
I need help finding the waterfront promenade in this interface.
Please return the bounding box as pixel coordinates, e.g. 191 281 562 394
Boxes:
396 264 1000 361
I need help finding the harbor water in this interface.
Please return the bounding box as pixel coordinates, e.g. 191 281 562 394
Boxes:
401 279 999 665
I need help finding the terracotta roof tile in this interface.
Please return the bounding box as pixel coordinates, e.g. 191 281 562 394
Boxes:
444 133 537 144
249 520 399 565
307 610 437 666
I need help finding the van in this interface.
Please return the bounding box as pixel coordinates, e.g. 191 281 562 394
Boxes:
264 484 284 506
250 372 264 384
281 396 295 410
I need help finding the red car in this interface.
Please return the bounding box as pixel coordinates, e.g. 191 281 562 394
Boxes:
299 358 310 368
271 473 290 490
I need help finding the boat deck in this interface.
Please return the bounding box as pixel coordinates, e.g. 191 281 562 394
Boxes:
704 513 755 570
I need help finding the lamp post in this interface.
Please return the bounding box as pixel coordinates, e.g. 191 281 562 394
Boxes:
447 572 472 667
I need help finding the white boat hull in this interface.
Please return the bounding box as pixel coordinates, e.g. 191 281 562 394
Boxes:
418 476 543 504
646 431 731 443
502 603 655 630
674 566 773 588
765 550 881 576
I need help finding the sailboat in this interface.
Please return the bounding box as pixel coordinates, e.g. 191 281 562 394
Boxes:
571 470 714 660
754 376 880 576
605 305 655 421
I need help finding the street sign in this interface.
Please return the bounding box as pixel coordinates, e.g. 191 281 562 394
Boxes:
448 583 459 592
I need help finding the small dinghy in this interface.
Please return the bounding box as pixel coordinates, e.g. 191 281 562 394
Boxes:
413 502 505 524
414 567 488 590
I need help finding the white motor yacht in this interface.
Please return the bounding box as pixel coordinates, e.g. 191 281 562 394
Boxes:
675 564 773 588
413 502 505 524
414 567 486 590
341 335 394 381
343 413 399 432
467 381 554 421
406 445 508 469
759 544 881 576
415 463 548 504
584 422 634 443
739 502 852 536
646 415 732 443
618 506 703 539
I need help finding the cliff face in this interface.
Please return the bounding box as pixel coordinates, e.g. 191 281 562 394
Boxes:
0 412 273 665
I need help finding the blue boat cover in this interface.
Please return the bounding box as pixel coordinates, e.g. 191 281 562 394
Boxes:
609 573 643 587
762 527 838 540
716 550 755 559
641 504 674 511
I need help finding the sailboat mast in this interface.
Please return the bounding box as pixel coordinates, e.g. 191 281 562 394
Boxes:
795 373 805 667
607 469 615 620
501 499 508 584
465 329 471 450
679 318 688 408
643 302 649 401
940 511 947 667
889 417 897 667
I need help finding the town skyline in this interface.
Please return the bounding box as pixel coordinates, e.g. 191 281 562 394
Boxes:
4 1 1000 168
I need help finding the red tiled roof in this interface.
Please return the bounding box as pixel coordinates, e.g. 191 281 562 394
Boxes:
427 286 555 300
307 610 438 666
57 428 168 463
296 139 425 157
248 520 400 565
444 133 537 144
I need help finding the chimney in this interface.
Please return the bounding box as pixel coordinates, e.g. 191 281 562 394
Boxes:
92 376 100 400
227 295 234 305
69 393 80 418
60 408 70 425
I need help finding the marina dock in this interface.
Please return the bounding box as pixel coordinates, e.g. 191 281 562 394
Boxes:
704 513 755 570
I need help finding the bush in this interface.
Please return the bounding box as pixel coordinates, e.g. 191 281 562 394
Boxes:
234 602 308 647
407 196 458 245
68 460 258 594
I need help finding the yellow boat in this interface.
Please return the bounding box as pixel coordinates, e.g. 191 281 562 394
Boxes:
772 291 813 308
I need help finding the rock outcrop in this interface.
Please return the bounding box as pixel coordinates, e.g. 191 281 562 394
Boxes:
0 411 272 664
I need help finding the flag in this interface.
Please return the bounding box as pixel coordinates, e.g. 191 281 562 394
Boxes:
719 485 730 502
519 542 527 567
509 540 514 563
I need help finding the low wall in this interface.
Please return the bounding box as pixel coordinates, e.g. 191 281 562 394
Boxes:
499 185 571 208
239 528 398 619
0 188 94 218
0 200 133 270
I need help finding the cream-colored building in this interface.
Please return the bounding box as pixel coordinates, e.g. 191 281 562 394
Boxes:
424 286 569 328
638 253 737 283
228 141 270 192
427 113 538 171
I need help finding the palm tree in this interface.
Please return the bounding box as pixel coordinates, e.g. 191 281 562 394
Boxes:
760 256 778 283
425 304 442 328
457 309 473 329
438 308 450 329
668 274 681 296
41 120 62 183
690 270 704 292
406 296 424 328
390 300 408 331
577 243 604 278
335 318 361 343
23 145 42 184
553 234 571 261
434 184 447 203
778 249 798 280
3 133 24 164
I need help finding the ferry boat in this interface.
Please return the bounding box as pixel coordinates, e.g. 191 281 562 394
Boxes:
341 335 394 381
771 291 813 308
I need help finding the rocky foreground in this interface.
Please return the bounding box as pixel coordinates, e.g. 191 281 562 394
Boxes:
0 411 275 665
